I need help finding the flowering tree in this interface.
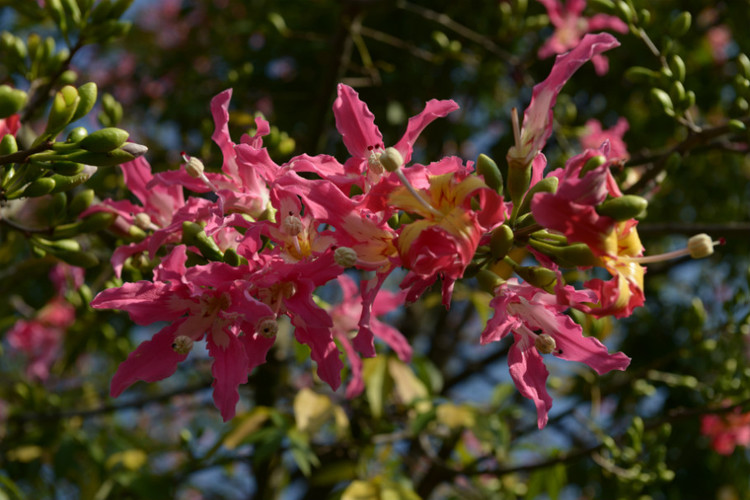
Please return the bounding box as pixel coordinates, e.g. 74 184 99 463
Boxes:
1 1 749 499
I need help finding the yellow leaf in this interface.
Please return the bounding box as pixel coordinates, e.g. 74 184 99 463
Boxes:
223 407 271 450
342 480 379 500
7 445 42 462
436 403 475 430
294 388 334 435
387 358 430 412
106 449 147 471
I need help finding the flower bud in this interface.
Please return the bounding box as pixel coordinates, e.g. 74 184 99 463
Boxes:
518 176 558 215
579 155 607 178
515 266 557 292
535 334 557 354
476 269 505 293
687 233 715 259
68 188 95 217
334 246 358 267
79 127 129 153
0 84 27 119
182 221 224 261
48 161 84 176
66 126 89 143
379 147 403 172
172 335 194 355
556 242 599 267
489 224 514 259
476 153 503 195
669 11 691 37
22 177 56 197
120 142 148 157
70 82 97 123
0 133 18 155
595 195 648 221
650 88 675 117
45 85 80 136
257 318 279 338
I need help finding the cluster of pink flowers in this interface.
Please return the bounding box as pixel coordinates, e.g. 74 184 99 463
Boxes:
89 33 712 426
701 406 750 455
7 264 83 381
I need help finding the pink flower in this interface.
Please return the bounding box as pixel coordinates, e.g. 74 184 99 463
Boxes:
7 297 75 381
532 148 645 318
329 274 412 398
580 117 630 162
701 407 750 455
508 33 620 170
389 158 504 306
91 245 277 421
480 278 630 428
243 250 346 390
333 83 459 191
537 0 628 75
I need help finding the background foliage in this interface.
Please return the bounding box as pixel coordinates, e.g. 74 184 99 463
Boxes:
1 0 749 499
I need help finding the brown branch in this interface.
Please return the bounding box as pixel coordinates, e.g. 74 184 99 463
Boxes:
637 222 750 239
9 379 213 422
625 116 750 194
396 0 518 64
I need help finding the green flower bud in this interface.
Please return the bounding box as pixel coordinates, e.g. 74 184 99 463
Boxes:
99 93 123 127
738 54 750 80
182 221 224 261
669 11 691 38
476 269 504 294
45 85 80 136
556 243 599 267
579 155 607 178
68 188 94 217
22 177 57 197
669 81 686 106
0 85 28 118
477 153 503 195
50 192 67 220
650 88 675 117
47 161 85 175
70 82 97 123
81 211 115 232
615 1 634 24
518 176 558 215
222 247 242 266
625 66 659 84
668 55 686 82
89 0 114 23
490 224 514 259
64 148 135 167
0 133 18 155
79 127 129 153
515 266 557 292
60 0 82 25
49 170 92 193
66 126 89 143
59 69 78 86
728 119 746 133
596 195 648 220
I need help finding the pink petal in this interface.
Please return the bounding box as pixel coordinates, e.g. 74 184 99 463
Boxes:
286 282 343 390
552 316 631 374
211 89 239 178
508 334 553 429
208 329 249 421
393 98 459 164
333 84 383 158
518 33 620 163
91 281 189 325
110 322 187 397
